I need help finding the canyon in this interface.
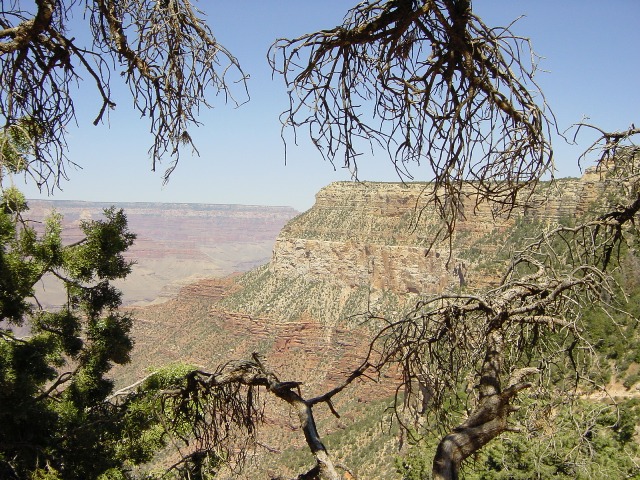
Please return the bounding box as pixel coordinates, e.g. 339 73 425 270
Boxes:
115 169 615 478
271 170 606 295
25 200 299 306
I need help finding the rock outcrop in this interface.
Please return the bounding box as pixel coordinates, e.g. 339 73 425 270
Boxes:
268 172 608 301
119 170 618 479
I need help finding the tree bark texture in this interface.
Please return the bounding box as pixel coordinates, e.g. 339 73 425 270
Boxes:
432 331 534 480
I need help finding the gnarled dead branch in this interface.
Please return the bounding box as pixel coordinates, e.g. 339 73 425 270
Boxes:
0 0 247 188
143 353 372 480
270 0 555 236
364 127 640 478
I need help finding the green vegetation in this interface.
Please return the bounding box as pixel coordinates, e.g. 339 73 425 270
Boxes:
0 127 213 479
390 188 640 478
1 1 639 479
398 399 640 479
0 187 138 478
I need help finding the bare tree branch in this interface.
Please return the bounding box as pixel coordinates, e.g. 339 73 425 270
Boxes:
0 0 248 188
270 0 555 237
360 129 640 477
147 353 372 479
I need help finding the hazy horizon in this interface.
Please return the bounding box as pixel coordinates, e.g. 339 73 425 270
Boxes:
16 1 639 211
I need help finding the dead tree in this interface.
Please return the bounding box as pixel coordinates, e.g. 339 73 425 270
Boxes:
269 3 638 473
270 0 555 236
365 127 640 479
115 129 638 479
0 0 247 187
131 353 371 480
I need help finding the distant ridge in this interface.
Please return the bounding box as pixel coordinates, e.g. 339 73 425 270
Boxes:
28 198 297 209
25 199 299 306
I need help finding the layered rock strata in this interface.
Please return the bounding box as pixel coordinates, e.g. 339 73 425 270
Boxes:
25 200 298 305
269 171 608 297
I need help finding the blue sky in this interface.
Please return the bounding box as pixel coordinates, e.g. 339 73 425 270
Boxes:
18 1 640 211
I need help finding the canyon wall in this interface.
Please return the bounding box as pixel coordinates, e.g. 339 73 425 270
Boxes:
121 170 616 479
268 169 608 299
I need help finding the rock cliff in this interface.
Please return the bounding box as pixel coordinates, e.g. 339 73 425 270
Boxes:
267 170 608 304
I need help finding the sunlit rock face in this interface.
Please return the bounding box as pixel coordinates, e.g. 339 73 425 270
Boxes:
114 172 614 479
269 173 608 296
